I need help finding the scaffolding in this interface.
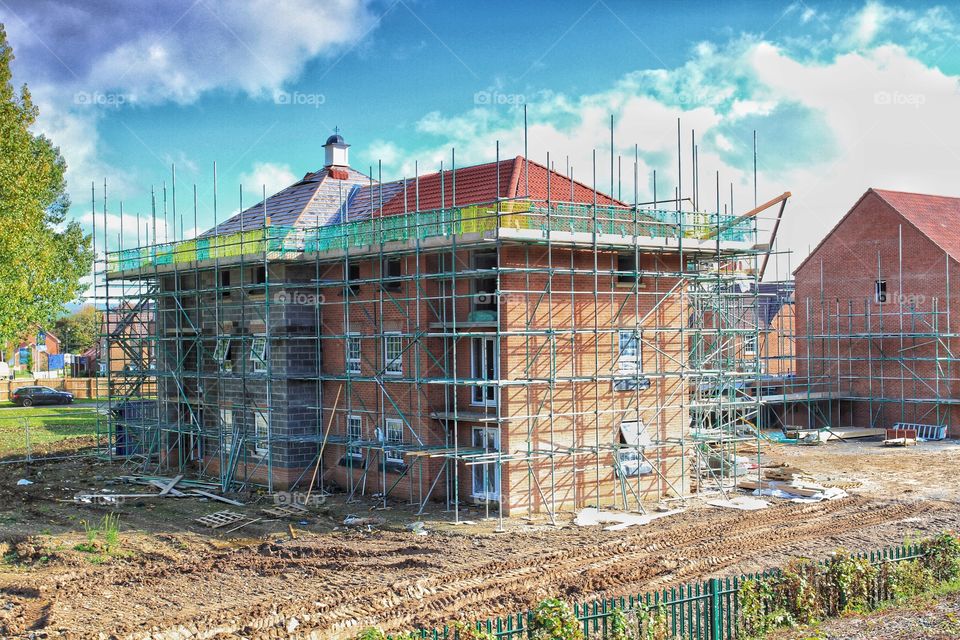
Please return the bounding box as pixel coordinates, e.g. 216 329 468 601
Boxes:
96 139 777 525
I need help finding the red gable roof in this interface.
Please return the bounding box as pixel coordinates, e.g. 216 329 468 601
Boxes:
377 156 625 215
794 188 960 275
871 189 960 261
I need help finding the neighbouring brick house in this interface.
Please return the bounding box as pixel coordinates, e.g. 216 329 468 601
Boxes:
106 134 757 515
791 188 960 435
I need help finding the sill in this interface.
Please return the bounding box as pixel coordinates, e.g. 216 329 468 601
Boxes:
385 372 403 377
470 400 498 408
470 494 500 503
616 281 646 288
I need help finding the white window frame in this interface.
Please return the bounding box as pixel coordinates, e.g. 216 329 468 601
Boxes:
618 329 641 372
346 333 361 374
253 410 269 456
471 426 501 500
221 408 234 452
471 336 498 406
744 333 758 356
250 335 267 373
384 418 404 463
213 336 231 369
384 332 403 376
346 414 363 459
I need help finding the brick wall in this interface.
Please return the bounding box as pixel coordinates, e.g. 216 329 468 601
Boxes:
793 190 958 433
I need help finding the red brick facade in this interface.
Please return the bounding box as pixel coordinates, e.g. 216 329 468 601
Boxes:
792 189 958 434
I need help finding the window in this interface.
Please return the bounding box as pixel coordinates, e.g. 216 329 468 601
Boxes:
618 330 641 372
382 257 402 292
220 270 231 297
875 279 887 303
346 333 361 374
253 266 267 285
346 414 363 459
744 334 758 356
384 418 404 463
384 332 403 376
473 251 497 311
346 263 360 295
213 337 231 370
471 337 497 406
221 408 234 452
254 411 269 455
617 253 638 285
471 427 501 500
250 336 267 373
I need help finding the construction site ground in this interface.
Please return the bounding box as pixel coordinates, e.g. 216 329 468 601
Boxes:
2 437 959 639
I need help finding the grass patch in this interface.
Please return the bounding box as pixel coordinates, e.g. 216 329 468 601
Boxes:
0 404 98 454
74 513 126 563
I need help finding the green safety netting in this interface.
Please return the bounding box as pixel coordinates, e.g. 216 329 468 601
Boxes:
107 202 754 272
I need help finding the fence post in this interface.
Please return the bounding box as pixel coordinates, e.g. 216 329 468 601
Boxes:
709 577 722 640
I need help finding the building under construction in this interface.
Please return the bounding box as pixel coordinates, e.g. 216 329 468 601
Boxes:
758 188 960 441
100 132 785 523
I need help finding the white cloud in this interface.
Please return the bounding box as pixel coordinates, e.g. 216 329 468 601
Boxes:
0 0 377 203
239 162 298 198
367 3 960 278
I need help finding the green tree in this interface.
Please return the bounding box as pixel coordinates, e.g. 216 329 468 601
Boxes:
54 305 102 352
0 25 92 348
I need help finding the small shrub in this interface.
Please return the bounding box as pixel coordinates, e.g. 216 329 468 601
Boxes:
608 607 632 640
825 550 876 613
889 559 934 600
528 598 584 640
448 621 495 640
919 532 960 582
635 605 675 640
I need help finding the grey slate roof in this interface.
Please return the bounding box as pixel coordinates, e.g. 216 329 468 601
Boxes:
200 166 373 237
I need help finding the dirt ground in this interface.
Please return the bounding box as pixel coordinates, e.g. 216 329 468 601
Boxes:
2 437 960 639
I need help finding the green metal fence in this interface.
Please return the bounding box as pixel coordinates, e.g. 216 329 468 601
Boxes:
402 542 924 640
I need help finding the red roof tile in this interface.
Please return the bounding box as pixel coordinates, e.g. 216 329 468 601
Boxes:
794 188 960 275
871 189 960 261
377 156 625 215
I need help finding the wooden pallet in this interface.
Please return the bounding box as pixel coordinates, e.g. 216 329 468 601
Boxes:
195 510 248 529
262 504 310 519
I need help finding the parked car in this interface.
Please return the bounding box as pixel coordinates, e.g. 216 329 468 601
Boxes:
11 386 73 407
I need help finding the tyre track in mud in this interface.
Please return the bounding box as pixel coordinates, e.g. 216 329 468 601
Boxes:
89 496 937 640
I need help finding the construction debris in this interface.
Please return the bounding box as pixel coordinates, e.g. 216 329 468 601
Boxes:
343 515 386 527
573 507 682 531
195 511 254 530
262 504 310 519
74 475 245 507
706 496 770 511
738 478 848 502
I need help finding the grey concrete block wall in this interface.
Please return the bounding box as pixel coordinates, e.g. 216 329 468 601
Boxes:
155 262 325 476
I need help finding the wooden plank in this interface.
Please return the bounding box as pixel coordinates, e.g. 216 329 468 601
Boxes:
157 474 184 496
223 517 261 534
189 490 245 507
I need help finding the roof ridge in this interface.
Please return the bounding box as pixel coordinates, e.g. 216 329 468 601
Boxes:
872 187 960 200
502 156 519 198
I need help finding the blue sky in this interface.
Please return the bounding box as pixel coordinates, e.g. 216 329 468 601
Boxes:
2 0 960 288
